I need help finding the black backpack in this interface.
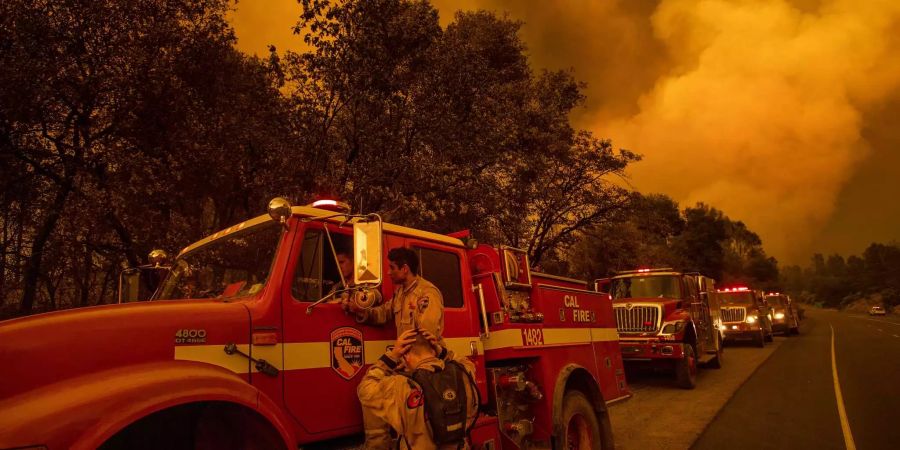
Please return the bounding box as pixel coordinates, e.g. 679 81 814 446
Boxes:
409 360 472 447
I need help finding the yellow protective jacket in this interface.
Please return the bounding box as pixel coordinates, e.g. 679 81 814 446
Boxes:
357 350 478 450
357 276 444 338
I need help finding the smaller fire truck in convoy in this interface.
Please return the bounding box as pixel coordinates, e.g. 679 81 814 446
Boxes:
764 292 800 335
718 287 774 347
595 268 724 389
0 198 629 450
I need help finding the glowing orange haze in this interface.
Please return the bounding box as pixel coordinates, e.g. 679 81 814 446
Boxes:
230 0 900 264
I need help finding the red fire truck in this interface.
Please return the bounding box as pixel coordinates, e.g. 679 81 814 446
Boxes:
764 292 800 335
595 268 724 389
0 198 629 450
718 287 774 347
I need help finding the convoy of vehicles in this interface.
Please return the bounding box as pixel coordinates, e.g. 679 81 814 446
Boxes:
0 198 630 450
595 268 724 389
764 292 800 335
0 197 816 449
717 287 774 348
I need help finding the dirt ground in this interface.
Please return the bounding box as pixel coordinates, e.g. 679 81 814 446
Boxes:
607 338 784 450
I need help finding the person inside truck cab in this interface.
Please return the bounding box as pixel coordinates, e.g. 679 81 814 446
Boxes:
327 249 355 303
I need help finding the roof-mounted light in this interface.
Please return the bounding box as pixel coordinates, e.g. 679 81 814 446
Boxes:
717 286 751 293
616 267 675 275
310 199 350 214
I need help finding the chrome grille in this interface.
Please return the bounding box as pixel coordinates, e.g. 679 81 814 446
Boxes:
721 307 746 323
613 305 660 333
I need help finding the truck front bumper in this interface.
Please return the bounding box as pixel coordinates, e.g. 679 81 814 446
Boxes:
771 320 790 333
722 322 761 340
618 340 686 361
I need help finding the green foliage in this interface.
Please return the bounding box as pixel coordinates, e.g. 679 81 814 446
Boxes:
781 242 900 308
566 197 779 287
286 0 638 264
1 0 293 316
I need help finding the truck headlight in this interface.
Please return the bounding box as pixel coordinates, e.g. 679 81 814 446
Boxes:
660 321 686 335
746 315 757 324
774 312 785 320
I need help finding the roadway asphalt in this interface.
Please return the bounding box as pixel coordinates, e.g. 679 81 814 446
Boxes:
692 308 900 450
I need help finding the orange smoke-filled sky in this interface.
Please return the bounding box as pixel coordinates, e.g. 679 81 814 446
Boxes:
230 0 900 264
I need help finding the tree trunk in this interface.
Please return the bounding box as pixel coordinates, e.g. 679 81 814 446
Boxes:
106 212 140 268
79 244 91 307
20 182 72 314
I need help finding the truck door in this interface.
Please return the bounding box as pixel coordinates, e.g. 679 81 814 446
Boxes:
407 238 487 399
279 222 401 437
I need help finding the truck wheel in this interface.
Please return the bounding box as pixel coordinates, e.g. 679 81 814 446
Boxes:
674 344 697 389
754 330 765 348
790 325 800 335
707 335 723 369
765 331 774 342
555 391 604 450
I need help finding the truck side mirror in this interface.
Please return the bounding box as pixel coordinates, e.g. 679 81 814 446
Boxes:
353 220 382 285
594 278 611 294
118 269 141 304
117 266 166 303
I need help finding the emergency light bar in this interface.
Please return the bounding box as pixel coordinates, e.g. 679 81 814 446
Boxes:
309 199 350 214
717 287 751 292
615 267 674 275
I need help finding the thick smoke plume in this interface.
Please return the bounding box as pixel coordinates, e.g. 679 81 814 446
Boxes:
607 0 900 262
432 0 900 262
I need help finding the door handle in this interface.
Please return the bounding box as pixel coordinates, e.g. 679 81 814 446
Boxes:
470 341 479 357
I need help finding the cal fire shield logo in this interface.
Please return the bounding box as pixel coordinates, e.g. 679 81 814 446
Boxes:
331 327 364 380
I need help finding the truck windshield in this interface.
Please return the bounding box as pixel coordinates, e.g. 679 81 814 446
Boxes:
720 292 755 305
157 221 282 300
766 296 786 307
610 275 682 300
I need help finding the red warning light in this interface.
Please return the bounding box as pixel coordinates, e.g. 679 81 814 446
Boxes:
309 199 350 213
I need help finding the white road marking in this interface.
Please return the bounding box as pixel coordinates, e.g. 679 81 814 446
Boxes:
830 324 857 450
878 328 884 333
850 316 900 327
893 334 899 338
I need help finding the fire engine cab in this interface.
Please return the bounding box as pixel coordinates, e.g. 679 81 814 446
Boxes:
764 292 800 335
0 198 629 450
595 268 724 389
718 287 774 347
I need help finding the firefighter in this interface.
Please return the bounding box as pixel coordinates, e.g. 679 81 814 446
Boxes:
346 247 446 449
347 247 444 337
358 329 478 450
327 249 355 303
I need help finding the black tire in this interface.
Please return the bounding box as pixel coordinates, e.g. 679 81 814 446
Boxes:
765 331 774 342
754 330 765 348
553 391 608 450
675 344 698 389
790 326 800 335
707 334 723 369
